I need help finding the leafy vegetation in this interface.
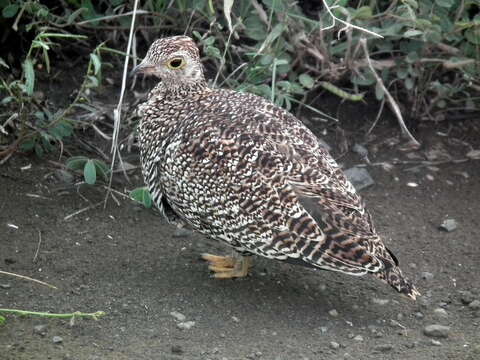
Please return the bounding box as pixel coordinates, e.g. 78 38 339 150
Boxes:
0 0 478 165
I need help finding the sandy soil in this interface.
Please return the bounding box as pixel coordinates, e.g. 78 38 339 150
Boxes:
1 106 480 360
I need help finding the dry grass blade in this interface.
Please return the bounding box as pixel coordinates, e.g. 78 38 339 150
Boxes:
105 0 140 207
360 38 420 147
0 270 57 289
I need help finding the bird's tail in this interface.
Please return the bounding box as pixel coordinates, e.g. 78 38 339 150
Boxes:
374 264 420 300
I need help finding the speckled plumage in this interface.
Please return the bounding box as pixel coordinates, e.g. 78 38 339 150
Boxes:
135 36 419 299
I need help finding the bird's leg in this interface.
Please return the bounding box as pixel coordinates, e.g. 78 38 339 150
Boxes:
201 252 253 279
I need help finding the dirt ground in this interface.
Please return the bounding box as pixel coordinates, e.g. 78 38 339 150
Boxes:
1 99 480 360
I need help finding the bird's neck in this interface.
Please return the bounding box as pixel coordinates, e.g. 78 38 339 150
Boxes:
156 77 208 98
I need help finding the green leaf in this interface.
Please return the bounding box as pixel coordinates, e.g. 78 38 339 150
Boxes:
23 59 35 96
403 29 423 38
2 4 19 18
298 73 315 89
92 159 109 180
34 143 44 157
89 53 101 75
353 6 372 20
435 0 454 8
0 315 5 325
465 27 480 45
67 7 87 24
84 159 97 185
20 139 36 152
66 156 88 171
130 187 152 208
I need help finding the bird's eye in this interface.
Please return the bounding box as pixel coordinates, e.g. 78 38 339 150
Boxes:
167 58 185 70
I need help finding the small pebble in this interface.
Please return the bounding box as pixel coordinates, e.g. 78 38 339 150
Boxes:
52 336 63 344
469 300 480 310
439 219 457 232
430 339 442 346
374 344 393 352
172 227 192 238
459 291 475 305
33 324 47 336
232 316 240 323
421 272 434 281
0 284 11 289
171 345 183 354
344 167 374 191
170 311 186 322
372 298 390 306
414 312 424 320
433 308 448 318
353 335 363 342
177 321 195 330
330 341 340 350
423 324 450 338
328 309 339 317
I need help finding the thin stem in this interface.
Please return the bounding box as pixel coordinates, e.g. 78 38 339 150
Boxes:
0 309 105 320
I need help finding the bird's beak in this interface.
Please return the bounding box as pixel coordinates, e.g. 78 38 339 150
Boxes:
130 60 154 77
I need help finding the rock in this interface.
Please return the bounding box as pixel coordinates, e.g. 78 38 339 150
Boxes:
460 291 475 305
170 311 186 322
177 321 195 330
52 336 63 344
328 309 339 317
231 316 240 323
469 300 480 310
414 312 424 319
344 167 374 191
329 341 340 350
372 298 390 306
352 143 369 158
0 284 11 289
171 345 183 354
421 272 434 281
423 324 450 338
433 308 448 318
172 227 192 238
374 344 393 352
439 219 457 232
353 335 363 342
33 324 47 336
430 339 442 346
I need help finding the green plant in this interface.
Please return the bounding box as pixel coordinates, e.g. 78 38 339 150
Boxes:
130 187 153 208
65 156 110 185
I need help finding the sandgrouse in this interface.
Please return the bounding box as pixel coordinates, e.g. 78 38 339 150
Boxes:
132 35 419 300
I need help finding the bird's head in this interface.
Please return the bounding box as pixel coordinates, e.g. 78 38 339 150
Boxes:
131 36 205 88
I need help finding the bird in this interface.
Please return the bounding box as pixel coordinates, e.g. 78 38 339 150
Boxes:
131 35 420 300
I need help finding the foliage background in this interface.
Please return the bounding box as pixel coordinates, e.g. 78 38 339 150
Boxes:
0 0 479 169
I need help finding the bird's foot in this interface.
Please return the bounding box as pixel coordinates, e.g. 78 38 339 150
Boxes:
201 253 252 279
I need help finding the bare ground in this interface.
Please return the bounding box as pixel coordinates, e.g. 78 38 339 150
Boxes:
1 108 480 360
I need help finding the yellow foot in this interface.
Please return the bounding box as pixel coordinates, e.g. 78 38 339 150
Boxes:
201 253 253 279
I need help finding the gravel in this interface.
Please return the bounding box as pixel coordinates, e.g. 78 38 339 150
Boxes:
171 345 184 354
372 298 390 306
459 290 475 305
344 167 374 191
423 324 450 338
373 344 393 352
33 324 47 336
328 309 339 317
177 321 195 330
52 336 63 344
468 300 480 310
439 219 457 232
421 272 434 281
433 308 448 319
329 341 340 350
170 311 186 322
